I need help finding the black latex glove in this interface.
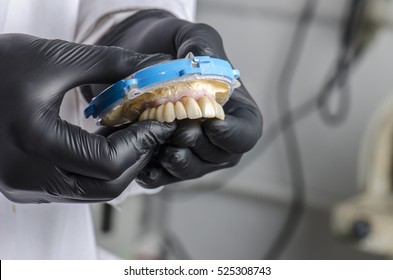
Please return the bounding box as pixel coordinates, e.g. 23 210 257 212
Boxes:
92 9 263 188
0 34 176 203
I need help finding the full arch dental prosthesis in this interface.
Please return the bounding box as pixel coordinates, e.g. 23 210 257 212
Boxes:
84 53 240 126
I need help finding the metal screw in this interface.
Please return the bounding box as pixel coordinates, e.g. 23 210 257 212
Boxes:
351 220 371 240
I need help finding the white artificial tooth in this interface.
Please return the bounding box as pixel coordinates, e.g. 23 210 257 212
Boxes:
156 104 165 122
174 101 187 120
212 99 225 120
198 96 216 118
139 108 150 121
185 97 202 119
148 107 157 119
164 102 176 122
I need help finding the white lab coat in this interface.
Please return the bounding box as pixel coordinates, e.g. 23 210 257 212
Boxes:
0 0 195 260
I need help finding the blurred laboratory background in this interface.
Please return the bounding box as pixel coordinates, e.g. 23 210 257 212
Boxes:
91 0 393 259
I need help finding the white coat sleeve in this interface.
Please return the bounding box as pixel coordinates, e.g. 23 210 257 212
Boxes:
74 0 196 44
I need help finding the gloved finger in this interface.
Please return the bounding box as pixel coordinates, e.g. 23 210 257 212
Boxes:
175 23 224 59
136 158 235 189
29 117 176 180
202 111 262 154
136 161 179 188
29 37 171 90
82 52 174 101
158 146 240 180
71 150 155 201
42 150 155 202
94 123 129 137
170 119 241 164
136 147 241 188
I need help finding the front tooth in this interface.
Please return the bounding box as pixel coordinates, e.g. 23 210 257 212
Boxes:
212 99 225 120
164 102 176 122
198 96 216 118
139 108 150 121
174 101 187 120
156 104 165 122
185 97 202 119
148 107 157 119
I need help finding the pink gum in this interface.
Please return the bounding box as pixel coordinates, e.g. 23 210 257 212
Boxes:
152 89 215 107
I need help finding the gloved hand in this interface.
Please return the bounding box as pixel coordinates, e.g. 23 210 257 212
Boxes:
0 34 176 203
92 9 263 188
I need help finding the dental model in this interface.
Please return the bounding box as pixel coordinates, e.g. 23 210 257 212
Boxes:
84 53 240 126
138 93 225 122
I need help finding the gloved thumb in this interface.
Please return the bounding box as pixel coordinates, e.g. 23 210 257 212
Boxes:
175 23 225 59
23 36 171 91
51 42 171 89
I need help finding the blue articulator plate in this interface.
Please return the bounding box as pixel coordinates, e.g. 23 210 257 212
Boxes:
84 54 240 125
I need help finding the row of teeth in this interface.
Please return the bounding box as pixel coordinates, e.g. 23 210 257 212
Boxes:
138 96 225 122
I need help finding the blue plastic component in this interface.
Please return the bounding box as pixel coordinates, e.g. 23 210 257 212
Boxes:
84 80 134 118
84 55 240 119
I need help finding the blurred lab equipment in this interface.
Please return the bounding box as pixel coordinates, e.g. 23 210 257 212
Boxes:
331 0 393 258
331 88 393 257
